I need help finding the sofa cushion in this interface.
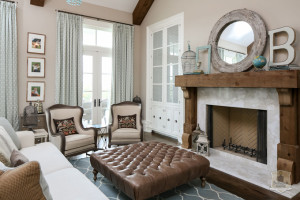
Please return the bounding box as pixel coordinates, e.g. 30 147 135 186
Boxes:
0 161 53 200
20 142 73 175
112 128 140 140
45 168 108 200
10 149 29 167
118 114 137 129
0 117 21 149
53 117 78 136
65 134 94 151
0 126 17 166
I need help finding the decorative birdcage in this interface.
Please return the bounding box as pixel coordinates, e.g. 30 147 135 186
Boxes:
23 102 38 131
181 42 196 74
133 95 142 104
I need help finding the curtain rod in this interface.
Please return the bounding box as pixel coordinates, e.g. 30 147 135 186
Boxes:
0 0 17 3
56 10 133 27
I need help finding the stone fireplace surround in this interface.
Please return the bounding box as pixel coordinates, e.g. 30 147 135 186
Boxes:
175 71 300 198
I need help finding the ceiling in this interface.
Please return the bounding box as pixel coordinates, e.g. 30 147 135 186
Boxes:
82 0 139 13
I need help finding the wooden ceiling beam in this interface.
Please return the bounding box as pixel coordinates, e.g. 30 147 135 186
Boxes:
133 0 154 25
30 0 45 7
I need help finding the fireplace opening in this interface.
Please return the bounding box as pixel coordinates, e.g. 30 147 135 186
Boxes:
207 105 267 164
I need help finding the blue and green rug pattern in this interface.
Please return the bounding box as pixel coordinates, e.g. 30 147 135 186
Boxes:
70 157 243 200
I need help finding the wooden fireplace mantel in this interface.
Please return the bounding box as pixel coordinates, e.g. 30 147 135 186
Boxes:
175 70 300 184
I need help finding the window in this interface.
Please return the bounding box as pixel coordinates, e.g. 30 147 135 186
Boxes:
82 19 113 126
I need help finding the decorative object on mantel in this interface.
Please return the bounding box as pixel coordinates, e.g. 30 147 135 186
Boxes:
269 27 295 67
252 55 267 71
195 45 211 74
23 102 38 132
66 0 82 6
34 100 44 114
196 126 209 156
208 9 267 72
181 42 196 75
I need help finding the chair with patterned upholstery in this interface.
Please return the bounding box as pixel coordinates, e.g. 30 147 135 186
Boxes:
46 104 97 157
108 102 143 148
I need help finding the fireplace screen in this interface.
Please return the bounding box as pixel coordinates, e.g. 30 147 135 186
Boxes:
207 105 267 164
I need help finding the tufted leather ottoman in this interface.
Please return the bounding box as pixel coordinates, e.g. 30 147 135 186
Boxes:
90 141 210 200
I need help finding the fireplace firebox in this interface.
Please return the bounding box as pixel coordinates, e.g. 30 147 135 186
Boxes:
207 105 267 164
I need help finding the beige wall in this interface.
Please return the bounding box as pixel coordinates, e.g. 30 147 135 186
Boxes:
16 0 140 114
137 0 300 118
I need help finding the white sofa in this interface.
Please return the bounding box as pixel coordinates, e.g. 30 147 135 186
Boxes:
16 131 108 200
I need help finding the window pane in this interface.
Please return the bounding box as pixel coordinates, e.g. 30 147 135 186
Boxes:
153 85 162 102
167 64 178 83
97 30 112 48
102 74 111 91
167 25 179 45
153 30 163 49
83 28 96 46
153 67 162 84
83 74 93 92
83 55 93 73
167 85 178 103
153 48 163 66
167 45 179 64
102 57 112 74
82 92 92 104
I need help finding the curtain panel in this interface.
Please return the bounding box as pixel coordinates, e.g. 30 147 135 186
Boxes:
0 1 19 130
111 23 134 104
55 12 83 106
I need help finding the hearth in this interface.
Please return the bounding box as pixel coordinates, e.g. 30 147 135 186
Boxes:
207 105 267 164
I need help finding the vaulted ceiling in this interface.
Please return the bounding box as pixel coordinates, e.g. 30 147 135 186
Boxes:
82 0 139 13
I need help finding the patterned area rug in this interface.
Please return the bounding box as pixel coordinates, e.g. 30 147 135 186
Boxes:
70 157 244 200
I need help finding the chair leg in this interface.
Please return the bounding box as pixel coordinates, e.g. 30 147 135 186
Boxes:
201 177 206 188
93 169 98 181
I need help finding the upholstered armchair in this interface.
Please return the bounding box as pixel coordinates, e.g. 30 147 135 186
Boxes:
46 104 97 157
108 102 143 148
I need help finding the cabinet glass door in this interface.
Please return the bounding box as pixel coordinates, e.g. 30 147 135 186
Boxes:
152 30 163 102
166 25 179 103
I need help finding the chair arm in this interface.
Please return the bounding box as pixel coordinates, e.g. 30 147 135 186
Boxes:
16 131 35 149
49 131 65 153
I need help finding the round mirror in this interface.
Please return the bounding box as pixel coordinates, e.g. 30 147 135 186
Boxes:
217 21 254 64
208 9 267 72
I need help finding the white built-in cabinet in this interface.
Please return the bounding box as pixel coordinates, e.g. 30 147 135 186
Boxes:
146 13 184 141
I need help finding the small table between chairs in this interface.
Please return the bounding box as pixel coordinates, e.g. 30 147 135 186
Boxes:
85 124 108 150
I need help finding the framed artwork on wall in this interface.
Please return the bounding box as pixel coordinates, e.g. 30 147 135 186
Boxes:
27 57 45 78
27 33 46 54
196 45 212 74
27 81 45 102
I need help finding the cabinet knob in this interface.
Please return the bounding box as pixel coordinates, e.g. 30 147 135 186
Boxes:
175 120 178 123
159 117 161 120
167 118 170 121
153 115 155 118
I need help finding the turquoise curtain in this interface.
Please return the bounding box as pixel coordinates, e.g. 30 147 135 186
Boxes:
0 1 19 130
111 23 134 104
55 12 83 106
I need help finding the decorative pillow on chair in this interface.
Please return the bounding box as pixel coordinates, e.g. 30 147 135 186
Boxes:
10 149 29 167
118 114 137 129
0 161 53 200
53 117 78 136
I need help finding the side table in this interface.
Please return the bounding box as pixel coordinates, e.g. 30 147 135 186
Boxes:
33 129 48 144
86 124 108 150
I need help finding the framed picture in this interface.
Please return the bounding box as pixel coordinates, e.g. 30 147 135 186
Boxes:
27 81 45 102
196 45 211 74
27 33 46 54
27 57 45 78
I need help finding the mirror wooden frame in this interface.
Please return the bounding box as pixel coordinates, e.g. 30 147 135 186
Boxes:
208 9 267 73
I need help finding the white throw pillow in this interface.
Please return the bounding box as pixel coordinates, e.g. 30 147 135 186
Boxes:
0 126 17 166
